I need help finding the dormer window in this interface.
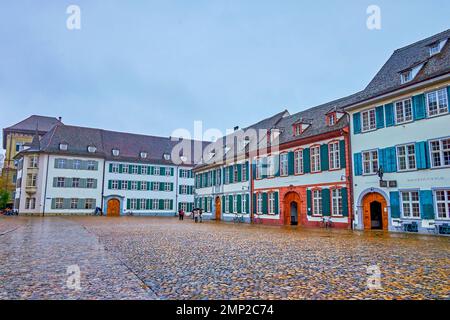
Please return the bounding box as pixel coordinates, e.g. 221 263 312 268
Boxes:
401 70 412 84
429 39 447 56
328 114 336 126
112 149 120 157
400 63 424 84
293 124 302 136
180 156 187 163
59 143 68 151
292 119 312 137
163 153 171 160
140 152 148 159
87 145 97 153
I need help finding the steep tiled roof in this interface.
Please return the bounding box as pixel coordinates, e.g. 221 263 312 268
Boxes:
26 123 207 166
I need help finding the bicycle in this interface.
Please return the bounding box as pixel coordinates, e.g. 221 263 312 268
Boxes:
233 213 244 223
252 213 263 224
320 217 332 229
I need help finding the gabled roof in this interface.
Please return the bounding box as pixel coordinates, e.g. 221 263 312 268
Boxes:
27 123 207 166
342 29 450 109
3 115 61 149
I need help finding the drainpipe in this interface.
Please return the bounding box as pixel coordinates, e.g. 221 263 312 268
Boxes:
100 159 106 213
175 166 179 216
343 113 355 230
42 154 50 217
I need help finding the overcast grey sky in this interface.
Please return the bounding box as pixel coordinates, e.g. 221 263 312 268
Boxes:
1 0 449 146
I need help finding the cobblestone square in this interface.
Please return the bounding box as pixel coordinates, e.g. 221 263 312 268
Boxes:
0 216 448 300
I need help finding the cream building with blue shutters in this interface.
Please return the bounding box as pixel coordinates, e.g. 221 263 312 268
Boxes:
344 30 450 235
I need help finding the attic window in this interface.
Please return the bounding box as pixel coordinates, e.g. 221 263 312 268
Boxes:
163 153 171 160
180 156 187 163
400 63 424 84
401 70 412 84
112 149 120 157
429 39 447 56
140 152 148 159
293 124 302 136
87 146 97 153
328 114 336 126
59 143 68 151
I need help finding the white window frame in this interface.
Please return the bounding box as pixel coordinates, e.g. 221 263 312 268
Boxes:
29 156 39 168
216 169 221 185
233 195 238 214
141 181 148 191
435 190 450 220
429 138 450 168
57 177 65 188
131 181 138 190
224 196 230 213
256 193 263 214
151 199 159 210
310 146 321 173
141 166 148 175
241 164 247 182
331 188 343 216
140 199 147 210
361 109 376 132
153 167 160 175
395 98 413 124
132 165 139 175
87 161 96 171
280 153 288 176
312 190 322 216
256 158 263 179
72 178 80 188
242 194 247 214
165 168 172 176
55 198 64 209
121 180 128 190
111 180 119 190
86 178 95 189
164 182 171 192
130 199 137 210
111 163 119 173
362 150 379 175
122 165 129 174
268 192 275 215
73 160 82 170
294 149 303 175
56 159 66 169
26 173 37 187
152 182 159 191
70 198 79 209
267 157 275 177
180 185 188 195
329 142 340 170
400 191 420 219
426 88 449 117
396 144 416 171
206 197 211 212
85 199 95 209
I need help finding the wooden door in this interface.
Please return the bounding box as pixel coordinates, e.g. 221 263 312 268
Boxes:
215 197 221 220
362 193 388 230
107 199 120 217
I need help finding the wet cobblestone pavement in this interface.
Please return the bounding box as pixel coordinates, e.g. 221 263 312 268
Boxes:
1 216 449 300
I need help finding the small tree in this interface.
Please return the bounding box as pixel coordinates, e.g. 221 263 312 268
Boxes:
0 190 9 210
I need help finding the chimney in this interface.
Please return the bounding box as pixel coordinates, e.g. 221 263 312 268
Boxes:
58 117 62 122
234 126 239 131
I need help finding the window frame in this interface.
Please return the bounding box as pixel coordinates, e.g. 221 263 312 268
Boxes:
394 98 413 124
426 88 449 118
435 189 450 220
310 145 321 173
400 190 421 219
331 187 343 217
362 149 379 175
312 189 322 217
429 138 450 168
361 108 377 132
396 144 417 172
256 193 263 214
268 192 276 215
328 141 341 170
279 153 288 176
294 149 304 175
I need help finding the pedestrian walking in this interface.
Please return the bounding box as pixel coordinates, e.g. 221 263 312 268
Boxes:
178 209 185 221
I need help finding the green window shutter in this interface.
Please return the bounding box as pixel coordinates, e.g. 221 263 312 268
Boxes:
353 153 362 176
306 189 312 216
93 179 98 189
420 190 434 220
237 194 242 213
170 200 174 210
229 195 233 213
341 188 349 217
159 199 164 210
127 181 132 190
376 105 385 129
81 161 88 170
137 166 142 175
222 196 225 213
53 178 58 187
412 94 426 120
288 152 295 175
339 140 346 168
66 178 73 188
274 192 279 215
170 183 174 192
353 112 361 134
252 193 256 214
66 160 74 169
171 168 174 176
63 199 71 209
320 144 329 171
161 167 166 176
237 164 242 182
94 161 99 171
137 181 142 190
127 199 131 209
245 162 249 181
179 185 182 194
229 166 233 184
129 165 133 173
322 189 330 216
51 198 56 209
390 192 400 218
303 148 310 173
80 179 87 188
262 193 268 214
159 182 164 191
78 199 85 210
109 163 113 172
385 103 395 127
212 169 216 185
119 164 123 173
415 141 429 169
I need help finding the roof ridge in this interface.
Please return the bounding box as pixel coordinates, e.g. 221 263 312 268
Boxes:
394 29 450 53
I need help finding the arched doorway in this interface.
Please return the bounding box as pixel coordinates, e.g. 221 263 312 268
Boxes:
107 199 121 217
215 196 221 220
283 192 301 226
362 193 388 230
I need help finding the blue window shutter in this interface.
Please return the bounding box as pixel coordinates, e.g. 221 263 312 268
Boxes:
412 94 426 120
229 195 233 213
306 190 312 216
245 161 249 181
109 163 113 172
384 147 397 173
379 148 386 172
420 190 434 220
415 141 429 169
376 106 385 129
320 144 329 171
322 189 330 216
237 194 242 213
353 153 362 176
385 103 395 127
339 140 346 168
262 193 268 214
252 162 256 180
353 113 361 134
341 188 348 217
252 193 256 214
127 199 131 210
246 194 250 213
303 148 310 173
237 165 242 182
274 192 279 215
390 192 400 218
288 151 295 175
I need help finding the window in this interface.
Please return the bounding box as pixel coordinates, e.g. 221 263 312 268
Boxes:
87 161 96 171
180 185 188 194
329 142 340 170
111 180 119 190
180 202 188 212
56 159 66 169
164 199 171 210
130 199 137 210
132 166 139 174
397 144 416 171
72 178 80 188
429 42 441 56
151 199 159 210
395 99 413 124
280 153 288 176
140 199 147 210
233 165 238 183
73 160 82 170
331 188 343 216
267 157 275 177
224 196 230 213
57 177 65 188
59 143 68 151
362 150 378 175
16 142 24 152
154 167 160 175
111 163 119 173
85 199 95 209
141 166 148 175
256 159 263 179
141 181 148 191
224 167 230 184
233 195 238 213
26 174 37 187
242 194 247 214
140 152 148 159
152 182 159 191
55 198 64 209
164 183 171 192
435 190 450 219
122 165 129 174
293 124 301 136
131 181 138 190
361 109 376 132
216 169 221 185
165 168 172 176
268 192 276 214
180 169 189 178
426 88 448 117
87 146 97 153
401 71 412 84
121 180 128 190
310 146 321 173
29 156 38 168
430 138 450 168
241 164 247 182
257 193 263 214
294 150 303 174
206 198 211 213
25 198 36 210
87 178 95 189
112 149 120 156
328 115 335 126
401 191 420 218
312 190 322 216
70 198 79 209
